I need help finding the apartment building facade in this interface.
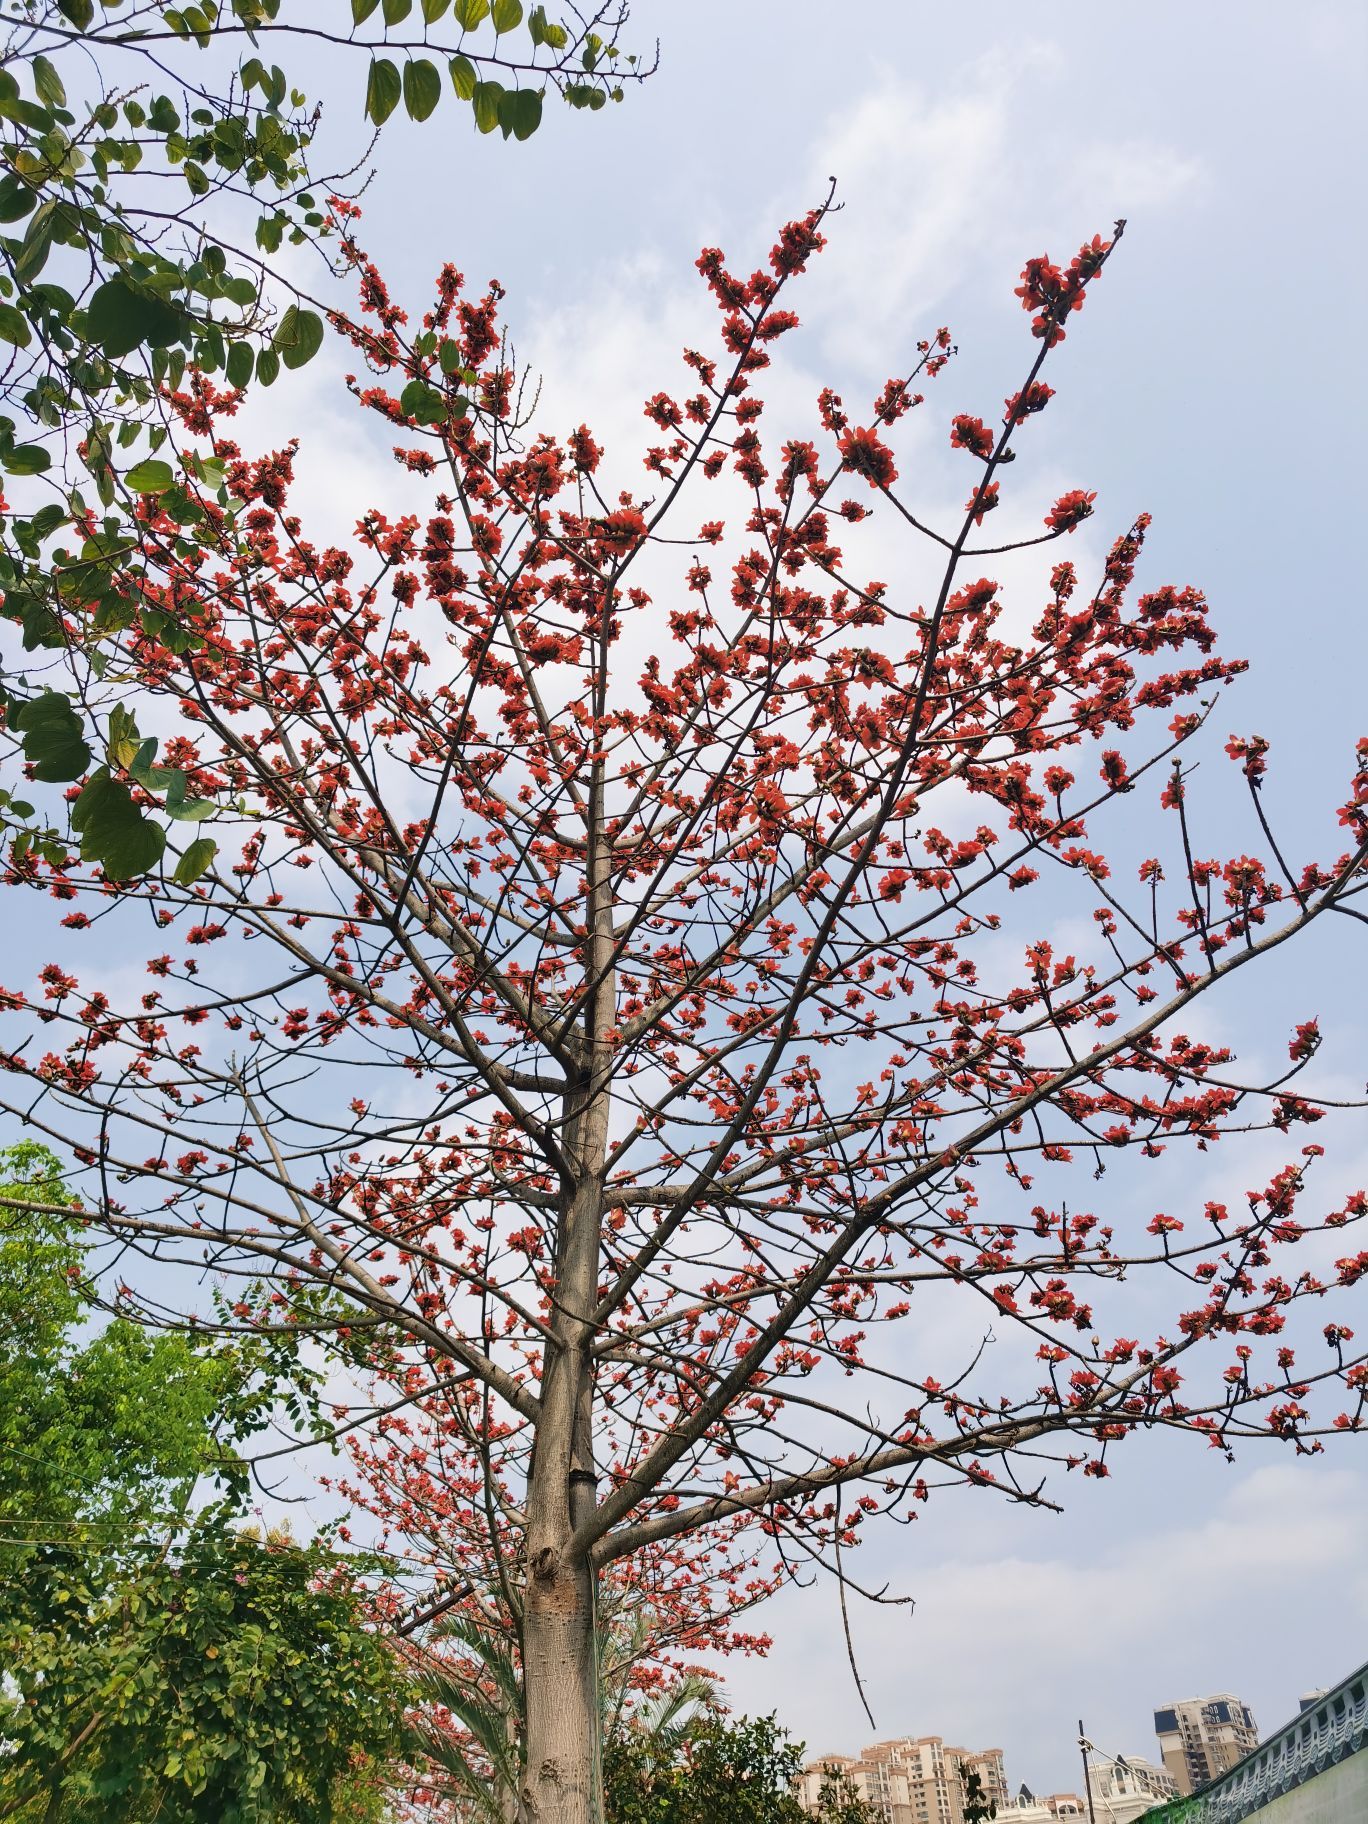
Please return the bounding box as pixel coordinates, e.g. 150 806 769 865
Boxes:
798 1735 1007 1824
1152 1694 1259 1795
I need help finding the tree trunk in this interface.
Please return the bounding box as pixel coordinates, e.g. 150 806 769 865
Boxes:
520 1186 606 1822
519 748 615 1823
520 1539 601 1822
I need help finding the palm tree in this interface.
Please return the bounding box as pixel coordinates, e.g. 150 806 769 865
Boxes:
403 1602 719 1821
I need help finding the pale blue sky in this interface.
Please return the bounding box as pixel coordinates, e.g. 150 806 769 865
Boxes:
7 0 1367 1797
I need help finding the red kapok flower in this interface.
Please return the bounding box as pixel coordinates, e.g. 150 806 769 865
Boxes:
1003 381 1055 424
770 210 827 278
568 425 601 474
967 480 999 526
837 426 897 490
1046 489 1097 533
950 414 994 460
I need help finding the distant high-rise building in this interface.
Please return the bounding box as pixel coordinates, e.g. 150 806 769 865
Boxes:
797 1736 1007 1823
1152 1694 1258 1794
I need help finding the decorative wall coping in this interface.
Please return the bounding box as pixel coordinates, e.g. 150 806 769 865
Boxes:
1138 1660 1367 1824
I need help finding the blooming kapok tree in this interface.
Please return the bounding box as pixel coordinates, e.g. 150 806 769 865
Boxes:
1 189 1365 1823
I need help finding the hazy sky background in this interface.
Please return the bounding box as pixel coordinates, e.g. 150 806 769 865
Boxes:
10 0 1368 1800
233 4 1368 1792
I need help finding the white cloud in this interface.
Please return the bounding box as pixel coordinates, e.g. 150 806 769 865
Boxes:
719 1460 1368 1791
790 50 1200 363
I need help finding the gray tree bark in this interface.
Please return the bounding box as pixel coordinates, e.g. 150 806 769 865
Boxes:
518 813 614 1823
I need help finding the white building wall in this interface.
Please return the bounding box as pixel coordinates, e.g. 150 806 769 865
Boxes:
1241 1750 1368 1824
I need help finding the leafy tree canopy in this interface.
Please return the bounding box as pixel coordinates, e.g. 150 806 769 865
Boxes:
0 1138 232 1562
0 1522 405 1822
0 1139 408 1822
604 1713 876 1824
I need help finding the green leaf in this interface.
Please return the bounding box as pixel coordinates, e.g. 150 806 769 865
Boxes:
0 175 36 224
383 0 413 20
174 837 217 885
273 305 324 370
351 0 381 19
472 81 504 133
504 86 542 140
491 0 522 32
107 705 142 771
86 278 184 360
147 94 180 135
13 591 59 650
31 56 67 110
256 346 280 387
14 203 57 285
69 767 119 834
13 693 90 782
422 0 451 20
403 58 442 122
226 341 254 390
165 798 214 822
0 303 32 347
365 58 403 125
125 459 175 494
91 813 166 879
126 736 159 780
400 378 447 424
58 0 96 28
4 444 52 475
453 0 489 26
72 770 167 878
448 55 477 99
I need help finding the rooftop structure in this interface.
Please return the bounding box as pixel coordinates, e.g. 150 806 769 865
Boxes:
1152 1694 1258 1795
1000 1791 1088 1821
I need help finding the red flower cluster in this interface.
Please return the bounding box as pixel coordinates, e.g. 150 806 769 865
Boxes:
967 479 999 525
1003 381 1055 423
1289 1020 1321 1063
950 414 994 460
770 209 827 278
1226 733 1270 781
837 425 897 490
777 439 821 502
1015 234 1113 344
569 425 601 473
1046 488 1097 533
874 376 923 424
